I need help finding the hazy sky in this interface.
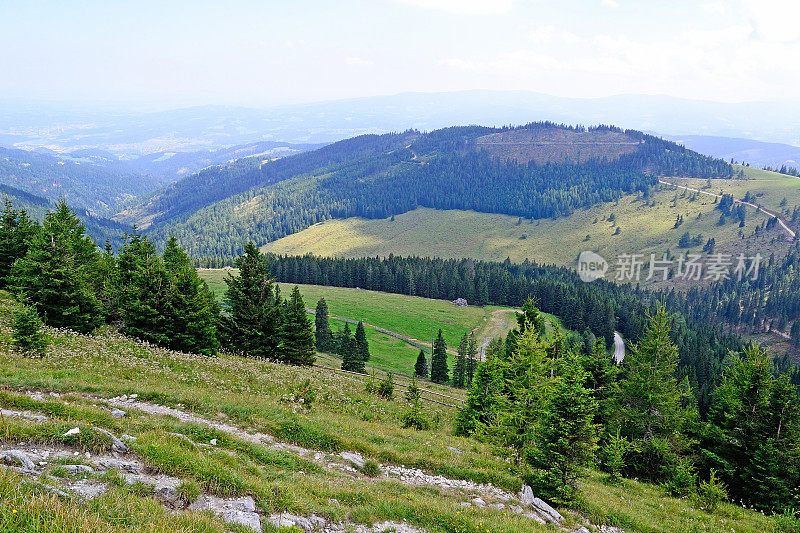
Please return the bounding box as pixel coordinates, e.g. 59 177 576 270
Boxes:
2 0 798 107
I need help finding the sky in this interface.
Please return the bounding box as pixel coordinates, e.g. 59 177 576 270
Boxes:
1 0 799 108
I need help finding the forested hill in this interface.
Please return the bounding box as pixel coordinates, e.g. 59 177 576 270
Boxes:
0 146 157 216
119 123 732 259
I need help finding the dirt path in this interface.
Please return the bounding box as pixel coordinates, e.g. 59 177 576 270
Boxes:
473 308 519 360
658 178 796 239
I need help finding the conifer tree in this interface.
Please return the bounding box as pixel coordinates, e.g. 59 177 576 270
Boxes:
581 338 621 434
221 242 282 359
619 304 690 480
12 303 47 353
314 297 333 352
277 286 315 366
430 329 449 384
530 349 598 501
455 339 505 436
339 323 361 372
10 200 101 333
163 236 219 355
414 349 428 378
466 333 478 385
452 332 468 387
116 231 171 346
355 321 370 370
0 200 36 288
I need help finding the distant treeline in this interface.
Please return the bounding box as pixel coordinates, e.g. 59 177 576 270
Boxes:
257 252 742 410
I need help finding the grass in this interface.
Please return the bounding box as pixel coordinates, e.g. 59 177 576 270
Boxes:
198 273 521 376
0 292 784 532
259 181 786 274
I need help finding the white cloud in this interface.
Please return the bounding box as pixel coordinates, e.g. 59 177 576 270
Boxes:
528 25 581 44
437 57 479 71
394 0 517 15
345 57 372 66
742 0 800 43
701 2 725 14
601 0 620 8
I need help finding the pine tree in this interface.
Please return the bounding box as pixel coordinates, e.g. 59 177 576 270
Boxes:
277 286 315 366
339 323 361 372
414 349 428 378
430 329 449 384
314 298 333 352
452 332 468 387
581 338 621 434
116 231 171 346
619 304 691 481
10 200 102 333
455 339 505 436
530 349 598 501
0 201 36 288
12 303 47 353
355 321 370 370
221 242 282 359
466 332 478 385
163 236 219 355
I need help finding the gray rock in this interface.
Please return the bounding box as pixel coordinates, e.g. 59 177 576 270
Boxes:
69 479 107 500
92 427 128 453
471 497 486 507
63 427 80 437
489 503 506 509
61 464 94 474
94 458 140 473
120 434 136 442
110 409 126 418
189 494 257 514
0 450 36 471
221 510 261 531
510 505 523 514
532 497 563 523
155 485 179 506
518 484 535 506
446 446 463 454
575 528 591 533
460 502 472 507
340 451 365 468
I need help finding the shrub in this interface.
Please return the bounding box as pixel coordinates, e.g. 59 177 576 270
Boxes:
405 376 421 403
12 304 47 353
773 508 800 533
694 470 727 513
377 372 394 399
402 400 430 430
603 430 628 483
361 459 381 477
664 458 697 498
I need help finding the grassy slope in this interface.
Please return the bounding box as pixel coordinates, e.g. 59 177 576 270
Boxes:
0 293 780 532
200 271 520 376
260 180 785 271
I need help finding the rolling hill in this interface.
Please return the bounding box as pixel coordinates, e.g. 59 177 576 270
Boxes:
119 122 731 259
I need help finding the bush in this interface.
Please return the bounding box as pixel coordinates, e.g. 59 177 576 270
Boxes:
377 372 394 399
773 508 800 533
361 459 381 477
694 470 727 513
12 304 47 353
402 400 430 430
603 430 628 483
664 459 697 498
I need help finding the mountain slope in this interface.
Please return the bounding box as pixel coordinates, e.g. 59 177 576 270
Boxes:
664 134 800 169
0 146 156 216
124 123 731 259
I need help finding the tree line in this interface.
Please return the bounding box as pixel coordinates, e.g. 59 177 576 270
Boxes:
0 200 318 366
456 301 800 512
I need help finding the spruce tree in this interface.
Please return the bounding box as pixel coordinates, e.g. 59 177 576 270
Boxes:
581 338 621 434
277 286 315 366
12 303 47 353
466 332 478 385
116 231 171 346
455 340 505 436
10 200 101 333
221 242 282 359
314 297 333 352
339 323 360 372
452 332 468 387
530 350 598 501
355 321 370 370
414 350 428 378
0 200 36 288
430 329 449 384
163 236 219 355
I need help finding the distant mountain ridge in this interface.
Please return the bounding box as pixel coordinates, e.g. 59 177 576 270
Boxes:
117 122 731 259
